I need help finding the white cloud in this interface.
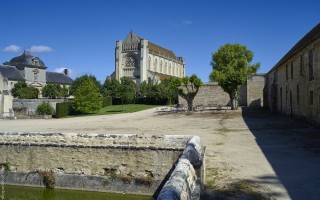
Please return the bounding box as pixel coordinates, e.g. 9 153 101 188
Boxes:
2 44 21 53
182 20 192 25
29 45 53 53
54 67 77 77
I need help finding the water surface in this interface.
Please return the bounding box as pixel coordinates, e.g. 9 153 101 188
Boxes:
1 185 153 200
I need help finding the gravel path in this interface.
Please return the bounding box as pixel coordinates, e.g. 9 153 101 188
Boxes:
1 107 320 200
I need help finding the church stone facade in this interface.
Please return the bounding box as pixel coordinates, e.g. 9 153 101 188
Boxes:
112 31 185 84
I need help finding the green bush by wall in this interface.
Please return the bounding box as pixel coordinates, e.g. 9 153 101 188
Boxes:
55 102 72 118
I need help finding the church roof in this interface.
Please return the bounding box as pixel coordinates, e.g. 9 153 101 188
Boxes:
46 72 73 85
124 31 177 59
0 65 24 81
270 22 320 72
147 70 174 79
9 50 47 69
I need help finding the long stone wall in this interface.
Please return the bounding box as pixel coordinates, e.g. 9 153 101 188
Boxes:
0 132 192 195
13 99 67 118
178 82 247 107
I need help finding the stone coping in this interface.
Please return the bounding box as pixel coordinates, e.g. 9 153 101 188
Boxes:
0 132 191 150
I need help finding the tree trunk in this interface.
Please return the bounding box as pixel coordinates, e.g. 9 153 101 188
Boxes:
229 94 239 110
187 99 193 112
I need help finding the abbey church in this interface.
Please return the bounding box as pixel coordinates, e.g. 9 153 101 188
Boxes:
111 31 185 84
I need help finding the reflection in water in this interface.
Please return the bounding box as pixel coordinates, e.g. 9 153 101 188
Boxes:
1 185 153 200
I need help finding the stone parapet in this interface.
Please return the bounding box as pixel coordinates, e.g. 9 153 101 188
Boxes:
0 132 193 195
157 136 205 200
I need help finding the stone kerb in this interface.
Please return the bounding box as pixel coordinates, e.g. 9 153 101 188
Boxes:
157 136 205 200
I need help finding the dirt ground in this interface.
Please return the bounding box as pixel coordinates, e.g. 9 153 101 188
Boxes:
1 107 320 200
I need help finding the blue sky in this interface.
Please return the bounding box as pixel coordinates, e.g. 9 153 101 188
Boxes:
1 0 319 83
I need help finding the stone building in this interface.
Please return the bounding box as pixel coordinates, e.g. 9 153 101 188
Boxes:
0 50 73 118
265 23 320 124
111 31 185 84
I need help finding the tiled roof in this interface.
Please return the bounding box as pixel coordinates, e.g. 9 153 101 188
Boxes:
0 65 24 81
46 72 73 85
270 23 320 72
148 41 176 59
10 50 47 69
124 31 177 59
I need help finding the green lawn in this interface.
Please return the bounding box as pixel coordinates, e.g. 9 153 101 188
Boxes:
97 104 158 115
67 104 158 117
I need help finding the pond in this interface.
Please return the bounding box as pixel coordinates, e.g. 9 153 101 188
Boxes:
0 185 153 200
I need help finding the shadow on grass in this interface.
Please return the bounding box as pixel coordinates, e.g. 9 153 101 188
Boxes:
105 110 123 113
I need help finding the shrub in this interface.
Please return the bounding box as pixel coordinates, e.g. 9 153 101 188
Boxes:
36 102 54 115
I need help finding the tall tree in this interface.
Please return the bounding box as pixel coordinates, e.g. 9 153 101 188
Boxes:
171 74 202 112
70 75 102 95
210 44 260 110
118 77 137 106
102 77 120 97
72 77 102 113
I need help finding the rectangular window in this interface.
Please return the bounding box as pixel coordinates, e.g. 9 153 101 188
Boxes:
300 55 303 76
274 71 278 82
310 91 314 105
280 87 283 110
286 64 288 80
291 61 293 79
34 73 38 81
309 50 314 81
286 85 288 101
297 85 299 105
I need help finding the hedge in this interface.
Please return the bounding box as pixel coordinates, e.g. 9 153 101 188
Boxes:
102 96 112 107
55 102 72 118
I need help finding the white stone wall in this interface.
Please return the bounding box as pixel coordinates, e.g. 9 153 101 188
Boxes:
24 68 46 86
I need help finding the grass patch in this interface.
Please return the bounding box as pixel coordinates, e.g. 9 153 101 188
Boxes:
68 104 158 117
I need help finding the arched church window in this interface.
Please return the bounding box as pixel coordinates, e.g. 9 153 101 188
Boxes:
160 60 163 73
165 62 168 74
148 57 151 69
169 63 172 75
125 56 136 68
154 58 158 71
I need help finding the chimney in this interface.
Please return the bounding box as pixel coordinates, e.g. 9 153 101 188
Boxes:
64 68 69 76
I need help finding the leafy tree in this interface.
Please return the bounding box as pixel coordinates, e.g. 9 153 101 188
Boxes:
3 61 10 65
36 102 54 115
210 44 260 110
18 87 39 99
170 74 202 112
70 75 102 95
11 80 28 98
72 77 102 113
118 77 137 106
102 77 120 97
42 84 68 99
158 78 178 105
11 80 39 99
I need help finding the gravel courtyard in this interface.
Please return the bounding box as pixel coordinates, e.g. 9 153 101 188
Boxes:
1 107 320 200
